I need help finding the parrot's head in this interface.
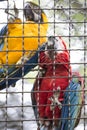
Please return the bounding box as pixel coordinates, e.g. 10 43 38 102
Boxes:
47 36 66 51
24 1 48 23
45 36 66 59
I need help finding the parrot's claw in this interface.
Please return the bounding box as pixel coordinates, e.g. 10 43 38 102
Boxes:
39 69 46 77
16 51 34 67
52 126 58 130
0 64 7 77
39 119 52 130
49 86 62 110
5 0 19 22
40 125 48 130
39 119 61 130
16 56 29 67
40 125 52 130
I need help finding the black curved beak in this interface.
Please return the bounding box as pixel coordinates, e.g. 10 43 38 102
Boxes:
24 3 34 21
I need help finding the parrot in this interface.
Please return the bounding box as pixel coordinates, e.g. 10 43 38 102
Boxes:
0 1 48 89
31 36 84 130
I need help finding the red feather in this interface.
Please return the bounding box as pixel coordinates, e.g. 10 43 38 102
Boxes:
34 37 72 119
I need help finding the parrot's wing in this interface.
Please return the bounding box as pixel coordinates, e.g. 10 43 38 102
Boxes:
0 25 7 51
61 72 84 130
0 44 45 90
31 67 46 126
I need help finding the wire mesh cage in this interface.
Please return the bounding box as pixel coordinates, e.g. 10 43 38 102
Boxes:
0 0 86 130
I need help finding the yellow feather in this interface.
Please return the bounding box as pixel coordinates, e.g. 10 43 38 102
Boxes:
0 13 48 65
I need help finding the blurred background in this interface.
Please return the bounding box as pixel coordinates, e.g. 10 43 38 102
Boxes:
0 0 87 129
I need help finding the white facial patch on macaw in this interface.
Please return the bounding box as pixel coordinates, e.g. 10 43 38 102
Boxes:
46 36 65 53
33 11 41 22
54 37 65 53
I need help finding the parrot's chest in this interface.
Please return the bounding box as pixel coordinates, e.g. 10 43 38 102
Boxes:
45 64 68 76
0 23 47 64
40 65 69 91
3 23 47 51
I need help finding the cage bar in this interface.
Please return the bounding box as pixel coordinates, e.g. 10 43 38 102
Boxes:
0 0 86 130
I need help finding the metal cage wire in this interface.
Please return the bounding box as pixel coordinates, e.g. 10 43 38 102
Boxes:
0 0 86 130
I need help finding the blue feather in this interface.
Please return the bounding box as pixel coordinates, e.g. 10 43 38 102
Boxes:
0 25 7 51
61 78 82 130
0 44 45 89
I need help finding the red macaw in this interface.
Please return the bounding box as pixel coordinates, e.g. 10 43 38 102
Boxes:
31 36 84 130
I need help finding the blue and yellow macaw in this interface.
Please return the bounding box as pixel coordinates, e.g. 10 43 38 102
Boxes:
0 1 48 89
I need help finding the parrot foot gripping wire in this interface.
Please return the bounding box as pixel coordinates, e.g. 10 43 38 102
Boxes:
16 55 29 67
38 119 60 130
49 87 62 111
16 51 34 67
0 66 8 77
5 0 19 20
38 87 62 130
0 59 8 77
38 119 52 130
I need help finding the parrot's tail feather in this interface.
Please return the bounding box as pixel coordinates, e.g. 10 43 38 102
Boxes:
61 72 84 130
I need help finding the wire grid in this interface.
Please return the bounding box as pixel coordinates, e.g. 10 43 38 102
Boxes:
0 0 87 130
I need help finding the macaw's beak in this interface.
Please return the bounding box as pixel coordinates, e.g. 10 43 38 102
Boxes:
24 2 42 22
24 4 34 21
